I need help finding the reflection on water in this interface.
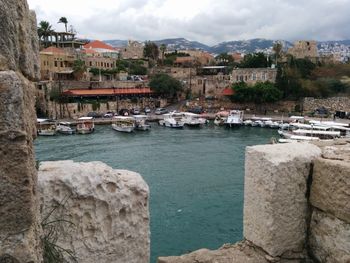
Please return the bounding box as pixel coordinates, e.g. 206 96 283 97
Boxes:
35 124 277 262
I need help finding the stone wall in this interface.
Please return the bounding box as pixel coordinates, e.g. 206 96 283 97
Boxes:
158 140 350 263
38 161 150 263
0 0 42 261
303 96 350 113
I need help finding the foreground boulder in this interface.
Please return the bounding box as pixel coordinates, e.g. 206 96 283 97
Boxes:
38 160 150 263
0 0 41 261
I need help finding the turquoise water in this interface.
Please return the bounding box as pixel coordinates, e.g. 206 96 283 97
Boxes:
34 124 277 262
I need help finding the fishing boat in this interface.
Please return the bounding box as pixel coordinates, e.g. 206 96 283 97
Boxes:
181 112 207 127
112 116 135 133
159 112 185 128
76 117 95 134
56 121 75 135
224 110 244 127
37 118 57 136
214 110 229 126
134 115 151 131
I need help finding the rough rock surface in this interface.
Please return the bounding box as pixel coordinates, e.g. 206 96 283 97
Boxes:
310 157 350 223
0 0 41 262
309 209 350 263
38 160 150 263
157 240 306 263
243 143 321 257
0 0 40 80
158 241 270 263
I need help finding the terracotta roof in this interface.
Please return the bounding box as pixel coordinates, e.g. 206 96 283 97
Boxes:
222 88 234 96
63 88 153 97
80 49 99 54
83 40 116 51
41 46 66 54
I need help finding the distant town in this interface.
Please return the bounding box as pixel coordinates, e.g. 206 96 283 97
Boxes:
36 18 350 120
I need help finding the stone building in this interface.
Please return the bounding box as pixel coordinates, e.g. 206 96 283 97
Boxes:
191 73 231 97
121 40 144 59
231 68 277 85
40 46 75 80
288 40 318 59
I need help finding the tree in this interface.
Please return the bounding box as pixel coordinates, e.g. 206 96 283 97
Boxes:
240 52 271 68
143 41 159 62
72 59 86 80
58 17 68 32
160 44 166 64
149 73 183 98
272 41 283 66
231 81 282 103
37 21 54 46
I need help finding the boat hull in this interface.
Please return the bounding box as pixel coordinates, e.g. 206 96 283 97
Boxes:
77 128 94 134
112 124 134 133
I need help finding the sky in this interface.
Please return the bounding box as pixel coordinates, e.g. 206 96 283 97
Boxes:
28 0 350 45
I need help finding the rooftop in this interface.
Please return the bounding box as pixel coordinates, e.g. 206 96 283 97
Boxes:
63 87 153 97
83 40 117 51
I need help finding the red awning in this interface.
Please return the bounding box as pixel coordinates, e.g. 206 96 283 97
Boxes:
63 88 153 97
222 88 234 96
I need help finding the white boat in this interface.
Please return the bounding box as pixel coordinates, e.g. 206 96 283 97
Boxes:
243 120 253 126
224 110 244 127
56 122 75 135
134 115 151 131
37 118 57 136
76 117 95 134
112 116 135 133
181 112 207 127
278 123 341 141
214 116 225 126
159 112 185 128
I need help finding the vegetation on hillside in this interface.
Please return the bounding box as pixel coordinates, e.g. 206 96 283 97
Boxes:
231 81 282 103
149 73 183 98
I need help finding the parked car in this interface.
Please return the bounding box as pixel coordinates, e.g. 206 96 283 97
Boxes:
144 107 151 114
131 108 141 115
188 106 203 114
87 112 102 118
103 111 115 118
118 109 130 116
155 108 168 115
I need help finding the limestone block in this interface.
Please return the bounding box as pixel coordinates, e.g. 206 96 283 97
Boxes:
243 143 321 257
310 157 350 223
0 0 40 80
157 241 270 263
38 160 150 263
0 71 41 262
310 209 350 263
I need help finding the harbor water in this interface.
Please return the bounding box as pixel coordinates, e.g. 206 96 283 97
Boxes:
35 124 278 262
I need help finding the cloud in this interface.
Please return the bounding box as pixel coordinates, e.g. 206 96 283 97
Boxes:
28 0 350 45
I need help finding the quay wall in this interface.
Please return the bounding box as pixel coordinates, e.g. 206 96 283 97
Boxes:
303 96 350 112
158 139 350 263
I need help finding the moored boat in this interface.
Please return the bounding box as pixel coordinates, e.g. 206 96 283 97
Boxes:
37 118 57 136
181 112 207 127
134 115 151 131
76 117 95 134
159 112 185 128
56 121 75 135
112 116 135 133
224 110 244 127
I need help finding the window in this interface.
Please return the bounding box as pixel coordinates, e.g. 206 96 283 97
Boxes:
236 75 239 81
245 75 248 81
60 61 63 67
89 61 92 67
252 73 256 81
239 75 243 81
54 61 58 67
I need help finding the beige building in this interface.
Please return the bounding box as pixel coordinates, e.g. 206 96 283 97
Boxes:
231 68 278 85
176 50 215 66
40 46 75 80
190 74 232 97
288 40 318 59
121 40 144 59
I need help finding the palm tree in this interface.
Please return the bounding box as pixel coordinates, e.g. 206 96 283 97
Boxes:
37 21 54 47
58 17 68 32
160 44 166 65
273 41 283 66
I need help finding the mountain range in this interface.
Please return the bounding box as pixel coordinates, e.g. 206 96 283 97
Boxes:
104 38 350 55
